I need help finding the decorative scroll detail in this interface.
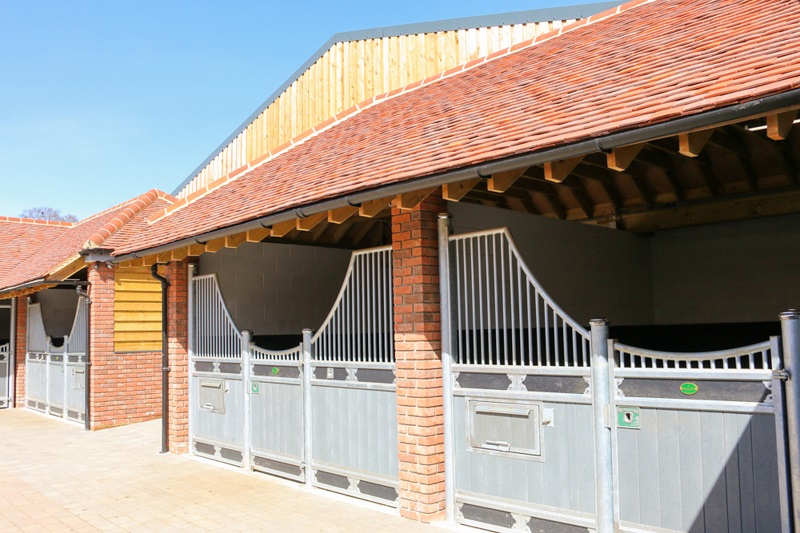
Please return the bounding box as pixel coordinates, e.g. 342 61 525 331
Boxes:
449 228 590 368
312 246 393 363
192 274 242 359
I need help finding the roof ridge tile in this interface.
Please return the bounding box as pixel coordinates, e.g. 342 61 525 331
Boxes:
83 189 167 249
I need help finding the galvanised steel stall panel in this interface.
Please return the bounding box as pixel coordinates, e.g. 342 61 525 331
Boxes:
446 228 597 532
190 273 246 466
25 299 87 425
248 343 306 481
309 246 398 506
0 343 9 408
610 340 789 533
25 302 48 413
65 297 87 423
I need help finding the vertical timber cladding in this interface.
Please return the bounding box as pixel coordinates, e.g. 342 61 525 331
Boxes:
179 19 577 199
114 267 163 352
448 227 597 533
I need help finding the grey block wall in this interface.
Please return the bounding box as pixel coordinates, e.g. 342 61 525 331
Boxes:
198 242 351 336
651 213 800 324
451 203 800 326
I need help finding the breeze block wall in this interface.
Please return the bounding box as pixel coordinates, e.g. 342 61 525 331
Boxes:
166 260 190 453
14 296 27 407
89 263 161 429
392 190 447 522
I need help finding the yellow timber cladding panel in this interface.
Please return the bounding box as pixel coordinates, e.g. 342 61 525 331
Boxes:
114 267 162 352
178 20 572 199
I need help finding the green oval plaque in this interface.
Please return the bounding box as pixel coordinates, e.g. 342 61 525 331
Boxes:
680 382 698 395
271 367 280 375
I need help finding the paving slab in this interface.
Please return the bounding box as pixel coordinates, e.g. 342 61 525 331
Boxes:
0 409 464 532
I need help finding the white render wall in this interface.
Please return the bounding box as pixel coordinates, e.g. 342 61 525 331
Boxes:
198 242 351 336
450 202 800 326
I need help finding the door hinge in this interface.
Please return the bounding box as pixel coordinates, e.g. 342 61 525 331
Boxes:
773 369 791 381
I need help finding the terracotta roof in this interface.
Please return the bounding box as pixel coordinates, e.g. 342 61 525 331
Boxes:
0 220 71 290
0 190 174 291
110 0 800 256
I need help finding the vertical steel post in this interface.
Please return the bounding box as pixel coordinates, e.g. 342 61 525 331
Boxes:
62 335 69 419
9 298 15 408
241 329 252 470
45 335 51 415
302 328 313 487
437 213 457 523
771 335 792 533
780 310 800 530
187 264 196 455
590 319 614 533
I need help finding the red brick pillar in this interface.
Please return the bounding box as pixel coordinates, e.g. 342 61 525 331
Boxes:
392 191 447 522
87 262 115 429
166 260 190 453
14 296 27 408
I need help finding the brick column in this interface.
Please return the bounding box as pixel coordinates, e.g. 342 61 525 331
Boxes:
14 296 27 408
166 260 190 453
87 262 116 429
392 190 447 522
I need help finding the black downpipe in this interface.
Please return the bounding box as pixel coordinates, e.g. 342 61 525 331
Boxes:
76 285 91 431
150 264 170 454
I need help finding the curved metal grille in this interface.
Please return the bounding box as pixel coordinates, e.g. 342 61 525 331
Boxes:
66 297 87 354
613 340 773 372
192 274 242 359
250 343 301 362
449 228 590 367
26 303 48 353
311 246 393 362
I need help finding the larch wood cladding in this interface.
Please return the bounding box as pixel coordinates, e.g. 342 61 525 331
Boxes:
114 267 163 352
177 20 572 199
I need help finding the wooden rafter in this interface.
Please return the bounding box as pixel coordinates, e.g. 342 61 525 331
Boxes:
767 110 798 141
487 169 525 193
708 129 759 191
679 129 714 157
49 256 86 281
607 143 646 172
544 156 583 183
396 187 436 210
296 212 327 232
359 197 392 218
203 237 225 253
328 205 359 224
270 219 296 237
246 227 271 242
224 232 247 248
443 177 481 201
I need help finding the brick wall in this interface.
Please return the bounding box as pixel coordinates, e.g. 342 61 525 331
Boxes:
89 263 161 429
166 260 190 453
391 191 447 522
14 297 26 407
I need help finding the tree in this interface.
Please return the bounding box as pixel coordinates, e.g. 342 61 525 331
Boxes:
19 207 79 223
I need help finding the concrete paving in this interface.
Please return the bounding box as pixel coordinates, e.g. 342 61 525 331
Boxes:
0 409 459 532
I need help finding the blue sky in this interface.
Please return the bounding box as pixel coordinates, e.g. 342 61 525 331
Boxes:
0 0 606 220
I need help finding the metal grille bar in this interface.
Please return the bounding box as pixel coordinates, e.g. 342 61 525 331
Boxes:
311 246 393 363
250 343 302 362
449 228 590 367
192 274 242 359
66 298 87 354
27 303 48 353
613 340 773 372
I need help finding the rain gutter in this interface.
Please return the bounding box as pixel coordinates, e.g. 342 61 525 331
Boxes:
115 88 800 263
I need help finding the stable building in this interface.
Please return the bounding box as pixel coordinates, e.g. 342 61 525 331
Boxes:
2 1 800 533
